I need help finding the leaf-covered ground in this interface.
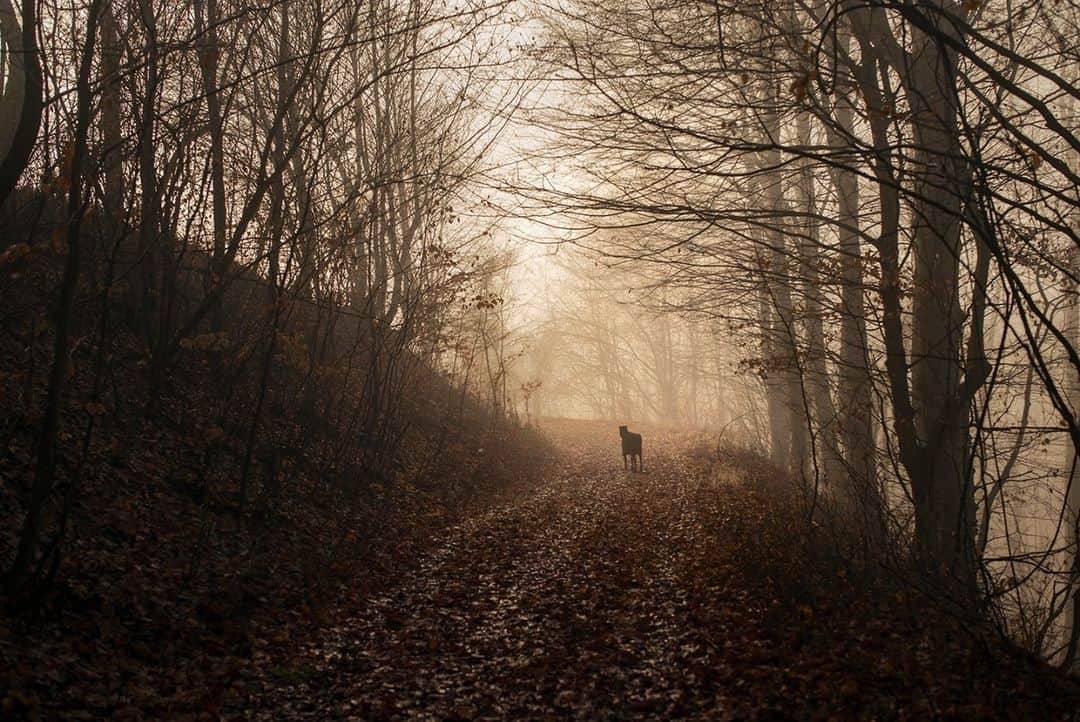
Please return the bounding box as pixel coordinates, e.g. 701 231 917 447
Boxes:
241 421 1078 721
0 244 548 721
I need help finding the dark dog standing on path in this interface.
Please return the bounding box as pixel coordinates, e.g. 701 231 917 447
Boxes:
619 426 643 472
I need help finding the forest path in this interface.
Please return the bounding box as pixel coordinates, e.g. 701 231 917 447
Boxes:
251 422 1073 721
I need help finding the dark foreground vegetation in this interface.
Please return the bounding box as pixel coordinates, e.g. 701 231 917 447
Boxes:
0 229 548 718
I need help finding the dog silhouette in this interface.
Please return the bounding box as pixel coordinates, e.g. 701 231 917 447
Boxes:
619 425 643 472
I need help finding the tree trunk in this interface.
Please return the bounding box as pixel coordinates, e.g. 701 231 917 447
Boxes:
827 17 878 513
793 106 845 489
196 0 229 331
5 0 102 596
904 4 976 590
100 2 123 226
759 74 808 476
135 0 163 383
760 282 792 470
848 0 978 593
1063 63 1080 669
0 0 42 208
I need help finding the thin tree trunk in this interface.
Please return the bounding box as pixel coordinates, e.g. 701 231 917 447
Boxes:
136 0 164 402
100 2 123 226
759 73 807 476
760 281 792 469
196 0 229 331
5 0 102 596
793 107 844 488
827 16 879 515
1063 63 1080 668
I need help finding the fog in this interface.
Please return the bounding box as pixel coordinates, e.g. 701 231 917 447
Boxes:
2 0 1080 716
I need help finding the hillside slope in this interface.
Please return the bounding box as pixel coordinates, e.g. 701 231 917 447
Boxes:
0 243 550 720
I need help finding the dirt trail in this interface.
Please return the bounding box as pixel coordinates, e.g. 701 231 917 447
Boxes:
250 422 1075 721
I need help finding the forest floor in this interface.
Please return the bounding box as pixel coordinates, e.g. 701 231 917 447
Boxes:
236 420 1079 722
3 414 1079 720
